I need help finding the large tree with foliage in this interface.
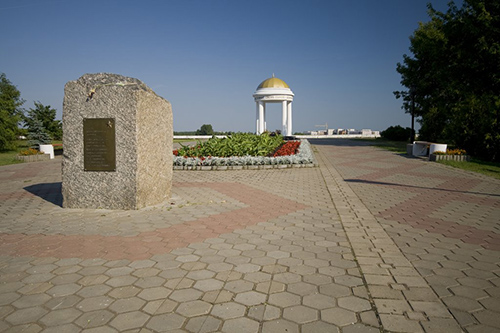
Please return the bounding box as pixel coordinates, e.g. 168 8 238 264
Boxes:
196 124 214 135
23 102 62 140
0 73 24 151
395 0 500 161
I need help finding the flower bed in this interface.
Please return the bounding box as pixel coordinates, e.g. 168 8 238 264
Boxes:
429 154 470 162
429 148 470 162
173 139 317 170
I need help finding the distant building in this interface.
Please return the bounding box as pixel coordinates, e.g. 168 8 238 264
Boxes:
303 128 380 138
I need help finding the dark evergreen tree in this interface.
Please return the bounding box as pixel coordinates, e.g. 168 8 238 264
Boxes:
27 118 52 147
24 102 62 140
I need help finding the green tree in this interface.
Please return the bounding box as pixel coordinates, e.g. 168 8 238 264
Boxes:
196 124 214 135
395 0 500 161
23 102 62 140
27 119 52 147
0 73 24 151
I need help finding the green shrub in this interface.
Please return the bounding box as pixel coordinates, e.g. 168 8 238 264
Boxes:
175 133 283 157
381 125 413 141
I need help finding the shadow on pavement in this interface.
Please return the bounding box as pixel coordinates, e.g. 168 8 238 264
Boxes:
345 178 500 197
24 182 63 207
309 138 374 147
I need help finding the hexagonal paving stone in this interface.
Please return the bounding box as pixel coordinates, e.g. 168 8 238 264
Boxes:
234 263 260 273
78 275 109 286
222 317 260 333
12 293 51 308
45 295 82 310
334 275 364 287
77 285 112 297
46 283 82 297
322 307 357 326
256 281 286 294
109 297 145 313
74 309 114 329
76 296 114 312
194 278 225 292
108 286 141 299
244 272 272 283
303 293 337 310
185 315 222 333
247 304 281 321
134 276 166 288
207 262 234 273
146 313 186 331
110 311 150 331
216 270 242 282
187 269 216 280
283 305 319 324
176 254 200 263
40 308 82 326
234 291 267 306
273 272 302 284
319 283 351 297
302 320 340 333
177 300 212 317
224 280 254 293
211 302 247 319
170 288 203 302
268 292 302 308
105 275 138 288
138 286 172 301
267 251 290 259
287 282 318 296
261 319 299 333
6 307 48 325
203 290 234 304
105 266 133 277
338 296 372 312
304 274 333 286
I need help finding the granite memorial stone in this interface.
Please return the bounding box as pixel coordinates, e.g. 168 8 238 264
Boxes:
62 73 173 209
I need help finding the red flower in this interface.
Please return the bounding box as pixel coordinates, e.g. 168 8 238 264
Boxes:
273 141 301 157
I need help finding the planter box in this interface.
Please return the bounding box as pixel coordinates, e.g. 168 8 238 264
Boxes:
16 154 50 163
429 154 470 162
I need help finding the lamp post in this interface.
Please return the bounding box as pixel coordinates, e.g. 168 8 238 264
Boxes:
409 86 416 142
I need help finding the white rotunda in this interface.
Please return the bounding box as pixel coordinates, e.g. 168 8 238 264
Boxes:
253 75 294 136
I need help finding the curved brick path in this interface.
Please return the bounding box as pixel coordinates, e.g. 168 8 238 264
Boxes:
0 139 499 332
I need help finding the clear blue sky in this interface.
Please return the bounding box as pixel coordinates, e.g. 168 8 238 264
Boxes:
1 0 456 133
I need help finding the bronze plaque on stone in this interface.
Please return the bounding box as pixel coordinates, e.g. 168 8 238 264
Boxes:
83 118 116 171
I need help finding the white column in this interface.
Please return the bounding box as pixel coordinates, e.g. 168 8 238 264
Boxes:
258 101 265 134
287 101 292 136
263 107 267 132
281 101 287 135
255 102 260 134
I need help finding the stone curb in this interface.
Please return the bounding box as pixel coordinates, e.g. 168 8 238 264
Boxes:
173 163 318 171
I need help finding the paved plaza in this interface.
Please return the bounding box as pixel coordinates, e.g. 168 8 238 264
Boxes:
0 139 499 332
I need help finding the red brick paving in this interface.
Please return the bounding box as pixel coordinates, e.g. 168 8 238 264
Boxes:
0 182 308 260
330 147 500 251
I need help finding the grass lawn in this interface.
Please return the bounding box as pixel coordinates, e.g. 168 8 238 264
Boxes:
0 141 29 166
436 158 500 180
0 140 63 166
354 138 500 180
354 138 408 154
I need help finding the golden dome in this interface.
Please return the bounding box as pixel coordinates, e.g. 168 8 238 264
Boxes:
257 75 290 89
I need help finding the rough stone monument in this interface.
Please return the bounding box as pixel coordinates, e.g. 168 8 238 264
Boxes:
62 73 173 210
